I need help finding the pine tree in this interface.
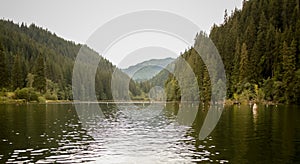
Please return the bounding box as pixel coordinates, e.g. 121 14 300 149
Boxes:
33 54 46 93
282 40 296 102
244 17 256 50
11 54 23 90
273 30 282 80
239 43 249 84
0 48 9 89
232 39 241 92
202 66 211 104
252 12 267 82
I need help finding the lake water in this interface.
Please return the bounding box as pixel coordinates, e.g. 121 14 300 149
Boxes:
0 103 299 163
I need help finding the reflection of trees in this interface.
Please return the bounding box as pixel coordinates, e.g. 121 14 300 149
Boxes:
164 103 223 141
164 102 180 117
186 104 208 138
166 103 224 162
164 103 300 163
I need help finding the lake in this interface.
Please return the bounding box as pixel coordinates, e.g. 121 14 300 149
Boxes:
0 103 299 163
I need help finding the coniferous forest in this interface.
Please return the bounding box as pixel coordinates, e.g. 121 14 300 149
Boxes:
164 0 300 104
2 1 300 163
0 0 300 104
211 0 300 104
0 20 139 102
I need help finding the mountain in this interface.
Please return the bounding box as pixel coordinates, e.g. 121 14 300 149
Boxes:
0 19 138 101
122 57 175 81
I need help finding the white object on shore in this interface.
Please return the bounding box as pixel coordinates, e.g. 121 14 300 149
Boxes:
253 103 258 110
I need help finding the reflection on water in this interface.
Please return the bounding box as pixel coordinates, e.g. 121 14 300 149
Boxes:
252 106 258 127
0 103 299 163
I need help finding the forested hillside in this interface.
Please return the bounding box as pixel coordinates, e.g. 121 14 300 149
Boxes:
0 19 136 101
2 0 299 104
210 0 300 104
164 0 300 104
163 32 216 103
122 57 174 81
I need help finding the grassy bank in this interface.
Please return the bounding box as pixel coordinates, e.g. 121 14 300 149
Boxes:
0 88 67 104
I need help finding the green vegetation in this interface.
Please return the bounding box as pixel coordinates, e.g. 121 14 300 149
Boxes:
15 88 39 101
0 19 137 103
122 58 174 81
161 0 300 104
163 41 213 103
209 0 300 104
1 0 299 104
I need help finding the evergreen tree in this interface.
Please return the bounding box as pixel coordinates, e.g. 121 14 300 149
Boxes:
202 66 211 103
244 17 256 51
0 47 9 89
281 40 296 102
11 54 23 90
251 12 267 82
239 43 249 84
33 54 46 93
232 39 241 92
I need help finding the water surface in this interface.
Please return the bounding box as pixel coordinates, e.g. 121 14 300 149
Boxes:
0 103 299 163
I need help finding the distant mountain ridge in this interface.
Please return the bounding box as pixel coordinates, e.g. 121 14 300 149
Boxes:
122 57 175 81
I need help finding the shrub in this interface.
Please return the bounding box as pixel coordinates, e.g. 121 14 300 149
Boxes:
45 92 58 100
0 91 4 97
38 96 46 103
15 88 39 101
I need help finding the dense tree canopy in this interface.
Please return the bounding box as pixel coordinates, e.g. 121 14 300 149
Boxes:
0 19 136 101
210 0 300 104
2 0 299 104
161 0 300 104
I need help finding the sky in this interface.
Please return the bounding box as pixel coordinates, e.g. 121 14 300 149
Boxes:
0 0 242 68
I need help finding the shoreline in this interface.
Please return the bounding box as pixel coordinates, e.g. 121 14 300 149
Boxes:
0 98 283 106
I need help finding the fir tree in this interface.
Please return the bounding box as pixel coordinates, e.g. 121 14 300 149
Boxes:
282 40 296 102
33 54 46 93
0 47 9 89
239 43 249 84
12 54 23 90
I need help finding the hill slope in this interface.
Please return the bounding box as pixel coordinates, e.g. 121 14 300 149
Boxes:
161 0 300 104
209 0 300 104
0 19 137 100
122 57 174 81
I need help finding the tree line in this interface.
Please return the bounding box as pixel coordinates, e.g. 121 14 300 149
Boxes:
0 19 137 102
162 0 300 104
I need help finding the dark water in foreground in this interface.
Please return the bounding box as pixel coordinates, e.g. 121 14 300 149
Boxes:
0 103 299 163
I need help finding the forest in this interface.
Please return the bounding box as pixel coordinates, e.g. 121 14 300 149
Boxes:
163 0 300 104
0 20 138 102
0 0 300 104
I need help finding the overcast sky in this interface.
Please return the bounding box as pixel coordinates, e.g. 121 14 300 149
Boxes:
0 0 242 68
